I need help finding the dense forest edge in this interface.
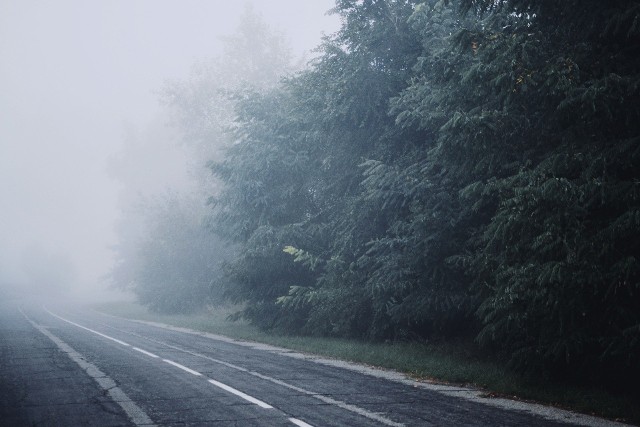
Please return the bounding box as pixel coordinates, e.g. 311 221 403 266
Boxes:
109 0 640 411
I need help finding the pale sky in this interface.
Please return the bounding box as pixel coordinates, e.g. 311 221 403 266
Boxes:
0 0 338 292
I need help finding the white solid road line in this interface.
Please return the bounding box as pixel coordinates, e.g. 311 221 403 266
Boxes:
20 309 156 427
207 379 273 409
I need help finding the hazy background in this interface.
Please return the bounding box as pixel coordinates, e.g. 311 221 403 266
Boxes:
0 0 338 298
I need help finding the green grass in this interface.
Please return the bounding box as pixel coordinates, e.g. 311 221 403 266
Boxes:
94 301 639 425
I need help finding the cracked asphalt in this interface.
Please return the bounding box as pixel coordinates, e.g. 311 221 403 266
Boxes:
0 301 626 426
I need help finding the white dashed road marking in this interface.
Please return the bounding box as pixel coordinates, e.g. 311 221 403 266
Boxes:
162 359 202 376
289 418 315 427
41 308 313 427
93 322 404 427
85 312 404 427
208 379 273 408
133 347 159 358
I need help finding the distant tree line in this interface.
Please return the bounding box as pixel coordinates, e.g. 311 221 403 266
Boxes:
114 0 640 387
110 6 290 314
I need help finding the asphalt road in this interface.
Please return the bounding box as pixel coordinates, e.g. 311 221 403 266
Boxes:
0 301 626 426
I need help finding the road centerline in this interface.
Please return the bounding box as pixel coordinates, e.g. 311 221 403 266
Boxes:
89 316 405 427
162 359 202 376
289 418 315 427
208 379 273 409
42 307 282 413
133 347 160 358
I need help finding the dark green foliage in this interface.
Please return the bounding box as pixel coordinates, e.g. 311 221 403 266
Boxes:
209 85 322 331
473 144 640 381
428 0 640 381
211 0 431 338
207 0 640 388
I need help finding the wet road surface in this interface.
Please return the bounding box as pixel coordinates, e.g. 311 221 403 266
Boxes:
0 301 625 426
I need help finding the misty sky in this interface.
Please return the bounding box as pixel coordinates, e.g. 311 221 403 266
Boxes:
0 0 338 292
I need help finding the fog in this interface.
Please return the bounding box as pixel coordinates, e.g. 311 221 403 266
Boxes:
0 0 338 300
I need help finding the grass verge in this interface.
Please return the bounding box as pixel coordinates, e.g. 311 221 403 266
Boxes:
94 301 638 425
